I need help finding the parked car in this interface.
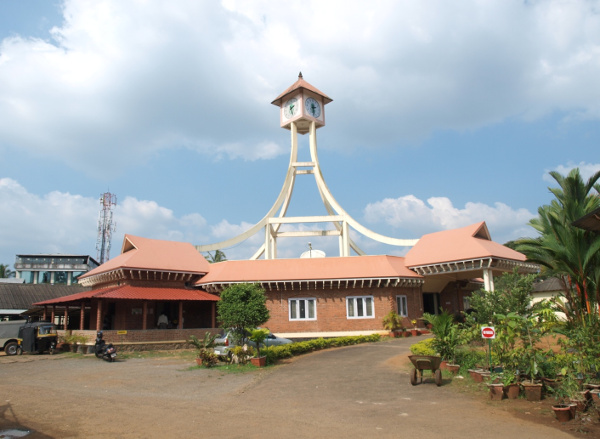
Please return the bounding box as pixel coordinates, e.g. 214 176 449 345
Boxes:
214 329 292 359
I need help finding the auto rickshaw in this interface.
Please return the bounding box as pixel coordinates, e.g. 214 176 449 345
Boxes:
17 321 58 355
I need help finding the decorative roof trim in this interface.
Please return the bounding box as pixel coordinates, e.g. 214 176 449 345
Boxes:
200 277 424 294
409 258 539 276
78 268 205 287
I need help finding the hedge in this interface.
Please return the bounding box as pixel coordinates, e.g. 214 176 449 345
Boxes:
260 334 381 363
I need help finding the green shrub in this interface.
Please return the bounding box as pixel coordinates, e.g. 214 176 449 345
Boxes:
259 334 381 363
231 345 255 364
454 346 487 372
409 338 436 356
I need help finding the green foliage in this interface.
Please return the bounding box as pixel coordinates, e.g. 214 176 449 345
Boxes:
0 264 14 278
467 269 538 325
382 310 403 331
63 333 88 345
422 310 459 362
409 338 436 356
260 334 381 363
198 349 218 367
205 250 227 263
217 283 270 345
454 347 487 372
231 345 255 364
557 313 600 380
516 168 600 323
188 332 218 354
248 328 270 357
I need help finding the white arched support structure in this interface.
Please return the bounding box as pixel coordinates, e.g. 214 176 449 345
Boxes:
196 121 418 259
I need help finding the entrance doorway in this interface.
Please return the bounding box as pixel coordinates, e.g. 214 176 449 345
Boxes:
422 293 440 315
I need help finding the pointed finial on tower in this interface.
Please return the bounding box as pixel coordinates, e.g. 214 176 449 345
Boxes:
298 71 303 79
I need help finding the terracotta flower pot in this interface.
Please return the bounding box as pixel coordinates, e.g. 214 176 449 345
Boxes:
522 382 543 401
251 356 267 367
503 383 520 399
446 364 460 374
552 404 574 422
410 329 419 336
468 369 485 383
488 384 504 401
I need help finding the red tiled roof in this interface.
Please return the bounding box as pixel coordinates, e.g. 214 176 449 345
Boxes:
196 255 420 286
404 222 527 267
271 73 333 106
34 285 219 306
81 235 210 280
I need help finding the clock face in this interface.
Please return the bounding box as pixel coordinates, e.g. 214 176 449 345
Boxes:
283 98 298 119
305 97 321 118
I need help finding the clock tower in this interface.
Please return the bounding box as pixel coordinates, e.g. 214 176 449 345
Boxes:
271 72 332 135
196 74 418 259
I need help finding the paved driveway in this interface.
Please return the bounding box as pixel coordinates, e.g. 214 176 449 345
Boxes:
0 337 575 438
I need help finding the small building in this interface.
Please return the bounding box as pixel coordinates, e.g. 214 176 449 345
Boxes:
34 235 219 336
14 254 99 285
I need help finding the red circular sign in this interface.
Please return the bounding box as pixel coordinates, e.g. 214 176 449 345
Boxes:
481 327 496 338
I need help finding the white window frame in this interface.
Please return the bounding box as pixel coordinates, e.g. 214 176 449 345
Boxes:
396 295 408 317
346 295 375 319
289 298 317 321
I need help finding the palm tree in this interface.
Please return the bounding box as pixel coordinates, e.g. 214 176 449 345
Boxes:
204 250 227 264
0 264 15 278
517 168 600 322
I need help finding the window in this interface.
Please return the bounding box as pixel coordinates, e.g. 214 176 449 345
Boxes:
346 296 374 319
463 296 471 311
396 295 408 317
289 298 316 321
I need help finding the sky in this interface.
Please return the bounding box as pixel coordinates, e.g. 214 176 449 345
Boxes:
0 0 599 266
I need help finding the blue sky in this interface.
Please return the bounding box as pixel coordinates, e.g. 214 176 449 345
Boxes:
0 0 599 266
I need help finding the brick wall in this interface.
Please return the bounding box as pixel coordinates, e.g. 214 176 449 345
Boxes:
263 285 423 333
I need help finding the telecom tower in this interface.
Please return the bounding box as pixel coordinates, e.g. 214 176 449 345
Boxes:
96 192 117 264
196 73 418 259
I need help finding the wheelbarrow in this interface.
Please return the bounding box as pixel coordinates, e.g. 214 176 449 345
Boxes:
408 355 443 386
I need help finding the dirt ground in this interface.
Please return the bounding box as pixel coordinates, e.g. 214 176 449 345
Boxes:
0 337 598 439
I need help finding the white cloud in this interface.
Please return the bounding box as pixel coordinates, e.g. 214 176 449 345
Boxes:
1 0 599 176
543 161 600 182
364 194 535 244
0 178 212 264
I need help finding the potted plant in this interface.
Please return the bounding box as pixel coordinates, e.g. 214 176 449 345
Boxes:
550 374 580 422
248 328 269 367
410 319 419 337
382 311 403 337
502 368 521 399
188 332 218 367
64 333 88 353
422 311 460 370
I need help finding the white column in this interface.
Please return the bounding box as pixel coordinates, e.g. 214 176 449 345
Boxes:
483 268 495 292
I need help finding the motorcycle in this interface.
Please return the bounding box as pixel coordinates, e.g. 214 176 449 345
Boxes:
94 331 117 362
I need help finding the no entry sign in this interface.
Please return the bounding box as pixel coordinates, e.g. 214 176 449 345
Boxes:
481 326 496 339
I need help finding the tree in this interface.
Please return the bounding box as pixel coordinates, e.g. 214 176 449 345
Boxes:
516 168 600 322
217 283 270 345
205 250 227 263
467 269 538 325
0 264 14 278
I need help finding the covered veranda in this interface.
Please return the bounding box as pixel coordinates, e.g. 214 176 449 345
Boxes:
34 285 219 332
